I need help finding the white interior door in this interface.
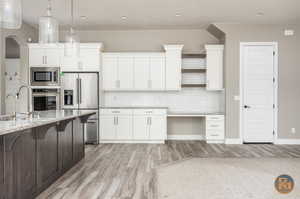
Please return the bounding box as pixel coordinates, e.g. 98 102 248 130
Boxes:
241 43 277 143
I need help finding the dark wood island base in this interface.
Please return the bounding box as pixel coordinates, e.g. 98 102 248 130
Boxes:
0 113 95 199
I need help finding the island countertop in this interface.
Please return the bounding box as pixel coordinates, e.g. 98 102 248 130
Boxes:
0 110 97 136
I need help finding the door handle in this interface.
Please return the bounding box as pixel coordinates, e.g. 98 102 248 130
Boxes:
79 78 82 104
244 105 251 109
45 56 47 65
76 78 80 104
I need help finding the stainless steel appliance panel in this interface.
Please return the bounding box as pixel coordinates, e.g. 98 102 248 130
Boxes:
32 89 60 111
78 73 99 109
31 67 60 86
61 73 79 109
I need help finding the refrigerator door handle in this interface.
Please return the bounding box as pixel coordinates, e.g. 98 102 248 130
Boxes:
79 78 82 104
76 78 80 104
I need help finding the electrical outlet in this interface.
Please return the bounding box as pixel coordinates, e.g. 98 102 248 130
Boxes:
234 95 240 101
291 128 296 134
284 29 294 36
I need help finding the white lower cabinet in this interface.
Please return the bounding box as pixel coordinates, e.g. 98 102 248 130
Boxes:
100 109 167 143
205 115 225 143
133 116 149 140
99 115 116 140
115 116 133 140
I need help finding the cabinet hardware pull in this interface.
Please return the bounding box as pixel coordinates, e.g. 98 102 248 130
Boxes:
149 117 152 125
116 116 118 125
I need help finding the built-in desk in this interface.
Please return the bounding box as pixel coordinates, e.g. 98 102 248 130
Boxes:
167 112 225 143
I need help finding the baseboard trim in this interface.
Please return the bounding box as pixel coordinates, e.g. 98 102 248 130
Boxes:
225 138 243 144
274 139 300 145
100 140 165 144
167 135 204 140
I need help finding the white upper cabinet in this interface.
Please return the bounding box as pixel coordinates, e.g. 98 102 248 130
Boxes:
134 57 149 90
102 55 118 90
149 56 165 90
61 43 103 72
164 45 184 91
29 44 61 67
205 45 224 90
118 56 134 90
102 53 166 91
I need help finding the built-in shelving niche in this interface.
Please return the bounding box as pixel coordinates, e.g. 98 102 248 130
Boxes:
181 53 207 88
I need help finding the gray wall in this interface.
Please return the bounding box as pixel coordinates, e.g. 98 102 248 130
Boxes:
0 23 38 114
215 24 300 140
59 29 219 53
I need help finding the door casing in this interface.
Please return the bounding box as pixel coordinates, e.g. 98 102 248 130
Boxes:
239 42 278 143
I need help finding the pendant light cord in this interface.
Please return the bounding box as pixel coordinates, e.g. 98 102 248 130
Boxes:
71 0 74 28
47 0 52 17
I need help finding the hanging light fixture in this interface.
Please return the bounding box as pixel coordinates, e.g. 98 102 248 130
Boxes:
0 0 22 29
39 0 59 43
64 0 80 57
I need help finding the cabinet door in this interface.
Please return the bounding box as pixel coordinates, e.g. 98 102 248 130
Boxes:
149 116 166 140
205 45 224 90
134 57 149 90
118 57 134 90
164 45 183 91
73 118 84 163
133 116 149 140
116 116 133 140
59 120 73 171
80 48 100 69
102 56 118 90
36 123 60 191
4 130 36 199
45 48 60 66
29 48 45 66
100 115 116 140
150 57 165 90
61 49 78 71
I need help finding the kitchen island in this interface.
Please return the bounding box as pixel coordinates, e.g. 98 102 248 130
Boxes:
0 110 96 199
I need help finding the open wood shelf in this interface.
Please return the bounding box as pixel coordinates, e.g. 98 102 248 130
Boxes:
182 54 206 58
181 83 207 88
181 68 206 73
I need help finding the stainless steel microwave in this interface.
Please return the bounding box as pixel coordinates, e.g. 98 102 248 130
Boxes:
31 67 60 86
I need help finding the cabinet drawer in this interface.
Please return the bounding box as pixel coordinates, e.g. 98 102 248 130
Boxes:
133 109 167 115
100 109 133 115
206 115 224 121
206 130 224 140
206 121 224 130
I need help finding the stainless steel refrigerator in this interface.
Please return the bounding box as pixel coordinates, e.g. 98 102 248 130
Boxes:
61 72 99 144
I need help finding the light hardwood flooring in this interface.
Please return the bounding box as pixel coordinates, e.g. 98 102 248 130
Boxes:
37 141 300 199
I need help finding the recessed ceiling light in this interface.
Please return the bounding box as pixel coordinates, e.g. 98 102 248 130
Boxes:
121 16 127 20
175 13 181 17
256 12 264 17
80 16 87 20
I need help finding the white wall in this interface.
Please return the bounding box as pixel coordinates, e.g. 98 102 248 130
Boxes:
60 29 219 53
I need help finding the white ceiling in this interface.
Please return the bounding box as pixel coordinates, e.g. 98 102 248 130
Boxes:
23 0 300 30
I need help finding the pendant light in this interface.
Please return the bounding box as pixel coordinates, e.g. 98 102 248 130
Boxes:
0 0 22 29
39 0 59 43
64 0 80 57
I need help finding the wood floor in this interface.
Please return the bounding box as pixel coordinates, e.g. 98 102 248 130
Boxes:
37 141 300 199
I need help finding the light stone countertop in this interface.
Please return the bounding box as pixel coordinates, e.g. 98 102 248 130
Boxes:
0 110 97 136
100 106 169 109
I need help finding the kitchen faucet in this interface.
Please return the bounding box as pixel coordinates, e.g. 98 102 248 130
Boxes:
16 85 29 99
5 85 32 120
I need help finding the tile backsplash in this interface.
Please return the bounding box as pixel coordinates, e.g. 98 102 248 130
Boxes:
104 88 224 113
